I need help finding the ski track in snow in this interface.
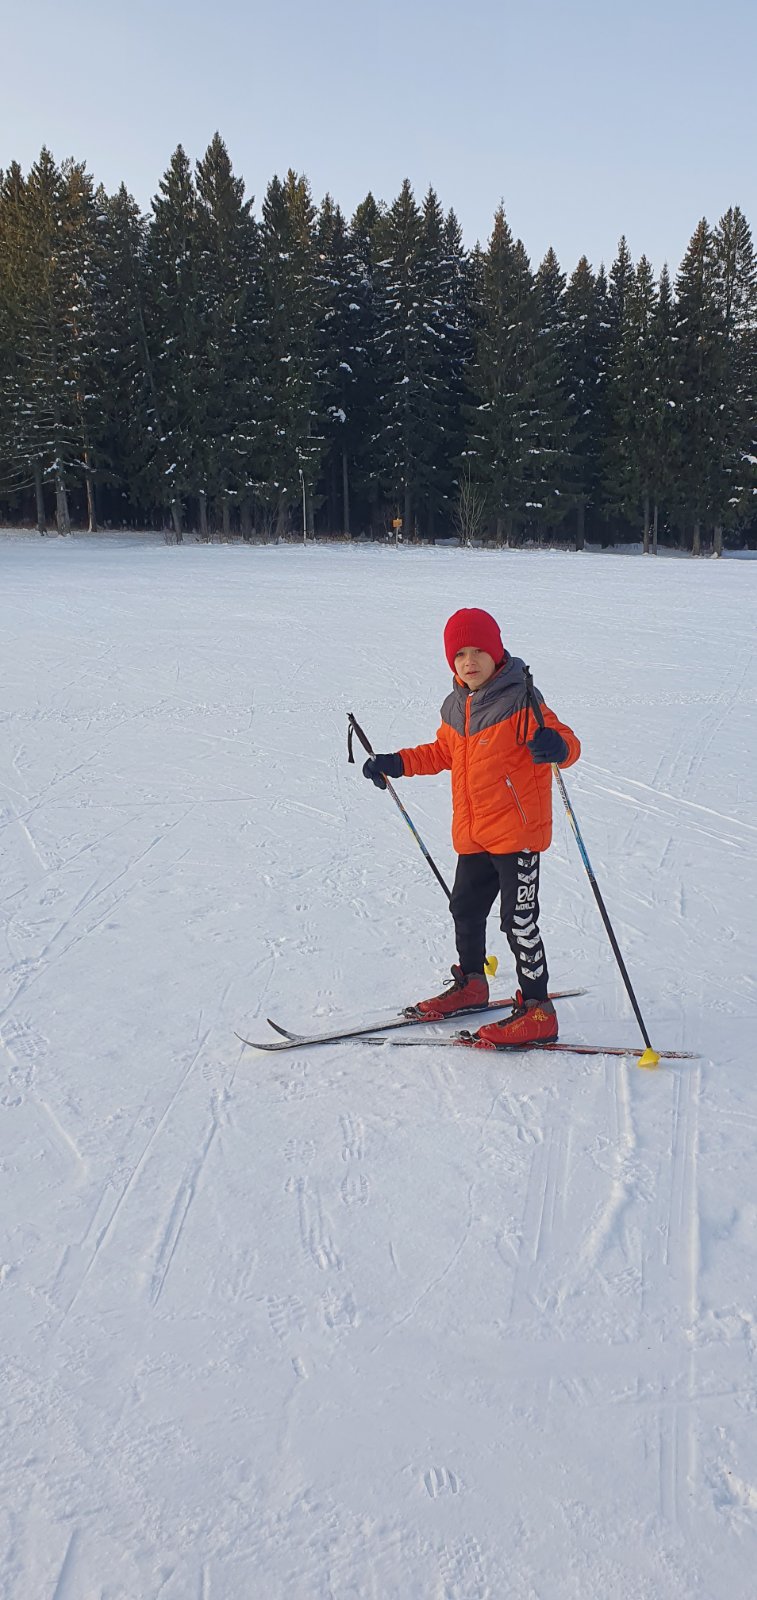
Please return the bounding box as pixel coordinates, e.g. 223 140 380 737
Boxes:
1 535 757 1598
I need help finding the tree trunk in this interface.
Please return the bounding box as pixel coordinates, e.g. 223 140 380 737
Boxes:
403 484 411 543
84 450 98 533
575 501 585 551
171 499 183 543
34 459 47 534
714 523 723 557
86 478 97 533
275 494 289 539
495 512 504 546
240 498 253 541
342 448 350 538
692 519 701 556
222 496 230 540
652 503 659 555
54 460 71 535
198 490 209 541
642 490 650 555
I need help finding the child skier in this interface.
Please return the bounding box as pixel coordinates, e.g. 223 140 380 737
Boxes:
362 607 580 1048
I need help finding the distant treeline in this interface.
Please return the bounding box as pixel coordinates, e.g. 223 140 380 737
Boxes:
0 137 755 551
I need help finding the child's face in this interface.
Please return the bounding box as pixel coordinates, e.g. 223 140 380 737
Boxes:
454 647 497 689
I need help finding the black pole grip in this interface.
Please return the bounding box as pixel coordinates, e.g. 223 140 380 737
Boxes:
523 667 545 731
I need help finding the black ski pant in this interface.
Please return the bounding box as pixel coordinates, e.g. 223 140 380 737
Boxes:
450 850 549 1001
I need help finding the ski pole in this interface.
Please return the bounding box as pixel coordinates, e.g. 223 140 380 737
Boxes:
347 712 453 898
523 671 660 1070
347 712 500 980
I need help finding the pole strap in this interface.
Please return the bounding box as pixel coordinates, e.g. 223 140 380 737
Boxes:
347 711 372 764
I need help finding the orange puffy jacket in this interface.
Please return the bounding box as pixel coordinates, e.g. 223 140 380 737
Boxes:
398 655 580 856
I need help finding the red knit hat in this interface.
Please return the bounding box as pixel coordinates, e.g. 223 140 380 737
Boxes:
443 608 505 672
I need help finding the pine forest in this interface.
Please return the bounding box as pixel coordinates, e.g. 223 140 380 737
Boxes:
1 137 755 553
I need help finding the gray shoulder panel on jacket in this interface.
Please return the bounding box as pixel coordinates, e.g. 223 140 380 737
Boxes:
440 657 544 737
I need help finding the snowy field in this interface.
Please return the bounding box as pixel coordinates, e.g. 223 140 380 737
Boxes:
1 533 757 1600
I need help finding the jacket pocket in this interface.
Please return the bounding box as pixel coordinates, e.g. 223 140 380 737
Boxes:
505 774 528 826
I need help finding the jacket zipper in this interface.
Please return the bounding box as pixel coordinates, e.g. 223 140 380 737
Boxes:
463 696 473 818
505 774 528 826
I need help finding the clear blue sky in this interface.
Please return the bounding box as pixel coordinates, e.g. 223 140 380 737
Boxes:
2 0 755 277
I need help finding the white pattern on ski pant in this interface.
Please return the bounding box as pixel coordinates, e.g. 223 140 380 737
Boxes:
513 852 546 984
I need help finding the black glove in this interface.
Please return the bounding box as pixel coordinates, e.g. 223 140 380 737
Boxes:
362 753 404 789
528 727 569 765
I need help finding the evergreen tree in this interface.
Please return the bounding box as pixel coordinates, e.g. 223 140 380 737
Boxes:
601 254 683 550
0 161 39 522
466 207 536 542
16 149 75 529
412 187 461 536
606 236 634 344
61 160 110 531
315 193 390 536
673 219 727 552
646 263 677 549
528 248 574 539
563 256 605 547
195 133 261 536
422 205 474 537
0 149 104 533
146 145 202 538
453 239 486 541
344 192 384 531
315 195 356 533
711 206 757 550
372 179 426 535
99 184 163 523
596 237 635 532
258 170 324 536
602 255 659 543
441 206 475 451
372 181 469 539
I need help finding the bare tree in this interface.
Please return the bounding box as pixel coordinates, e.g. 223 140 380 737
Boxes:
453 460 487 547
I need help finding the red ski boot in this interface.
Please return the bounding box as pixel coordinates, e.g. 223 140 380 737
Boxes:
470 991 558 1050
405 965 489 1021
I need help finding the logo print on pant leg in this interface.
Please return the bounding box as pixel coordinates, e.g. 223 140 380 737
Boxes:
515 858 544 980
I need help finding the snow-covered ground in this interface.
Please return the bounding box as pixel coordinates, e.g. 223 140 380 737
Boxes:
1 534 756 1599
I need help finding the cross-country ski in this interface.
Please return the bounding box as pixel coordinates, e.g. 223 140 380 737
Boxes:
240 1025 696 1061
384 1037 698 1060
236 986 589 1050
